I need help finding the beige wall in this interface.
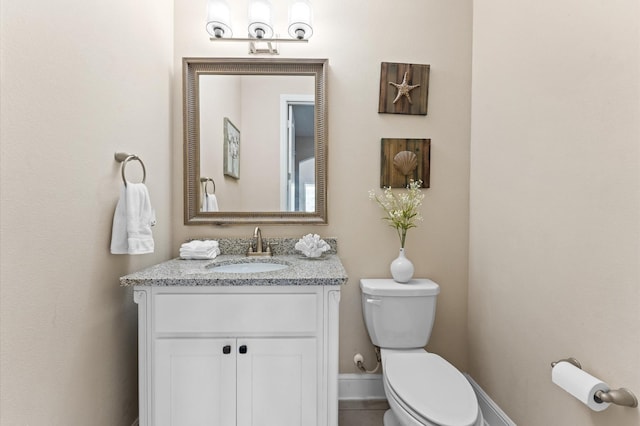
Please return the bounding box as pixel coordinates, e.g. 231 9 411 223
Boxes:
469 0 640 425
173 0 474 373
0 0 173 424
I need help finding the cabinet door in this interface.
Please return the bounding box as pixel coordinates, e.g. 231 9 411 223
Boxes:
155 338 236 426
236 338 317 426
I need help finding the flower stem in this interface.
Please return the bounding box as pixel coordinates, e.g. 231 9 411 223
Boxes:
399 228 406 248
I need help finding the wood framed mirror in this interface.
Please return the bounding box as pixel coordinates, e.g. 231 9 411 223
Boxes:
183 58 328 225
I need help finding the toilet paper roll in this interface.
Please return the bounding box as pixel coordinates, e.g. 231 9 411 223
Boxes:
551 361 611 411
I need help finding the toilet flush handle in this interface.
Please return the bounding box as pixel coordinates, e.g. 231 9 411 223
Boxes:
365 297 382 306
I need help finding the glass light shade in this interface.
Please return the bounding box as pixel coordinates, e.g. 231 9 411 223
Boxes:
248 0 274 39
288 0 313 39
206 0 233 38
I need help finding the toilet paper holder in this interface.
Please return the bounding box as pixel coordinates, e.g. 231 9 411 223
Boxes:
551 358 638 408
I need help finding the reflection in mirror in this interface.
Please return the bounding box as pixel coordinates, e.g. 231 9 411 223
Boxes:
285 101 315 212
199 75 314 212
183 58 327 225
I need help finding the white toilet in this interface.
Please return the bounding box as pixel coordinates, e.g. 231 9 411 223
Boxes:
360 278 484 426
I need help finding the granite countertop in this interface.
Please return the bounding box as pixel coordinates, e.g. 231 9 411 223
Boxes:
120 254 348 287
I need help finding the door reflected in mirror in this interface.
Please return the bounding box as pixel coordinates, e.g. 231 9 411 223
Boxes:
183 58 327 225
283 99 315 212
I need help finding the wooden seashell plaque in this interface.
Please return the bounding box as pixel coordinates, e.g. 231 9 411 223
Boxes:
380 138 430 188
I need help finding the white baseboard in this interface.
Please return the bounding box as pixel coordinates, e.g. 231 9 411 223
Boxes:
338 373 386 400
465 374 517 426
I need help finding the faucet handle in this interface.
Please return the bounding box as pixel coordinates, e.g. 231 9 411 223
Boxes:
268 241 279 253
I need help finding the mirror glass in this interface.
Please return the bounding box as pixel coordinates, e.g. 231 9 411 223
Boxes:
183 58 327 225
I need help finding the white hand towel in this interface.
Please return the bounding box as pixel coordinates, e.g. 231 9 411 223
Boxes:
110 183 156 255
179 240 220 259
110 186 128 254
202 193 219 212
180 240 219 250
179 248 220 260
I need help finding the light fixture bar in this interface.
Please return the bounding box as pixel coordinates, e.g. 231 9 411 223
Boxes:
209 37 309 43
209 37 307 55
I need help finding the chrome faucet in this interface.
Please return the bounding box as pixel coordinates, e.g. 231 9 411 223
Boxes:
247 226 272 257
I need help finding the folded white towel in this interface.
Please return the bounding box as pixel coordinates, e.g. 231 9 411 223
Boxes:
180 245 219 255
202 193 219 212
110 183 156 255
180 240 219 250
180 240 220 260
180 249 220 260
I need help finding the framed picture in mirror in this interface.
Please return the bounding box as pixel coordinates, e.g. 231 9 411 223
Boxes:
223 117 240 179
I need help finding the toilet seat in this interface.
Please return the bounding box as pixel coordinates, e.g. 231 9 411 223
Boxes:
384 352 480 426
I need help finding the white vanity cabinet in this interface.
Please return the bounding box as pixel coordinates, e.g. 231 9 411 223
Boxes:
133 285 341 426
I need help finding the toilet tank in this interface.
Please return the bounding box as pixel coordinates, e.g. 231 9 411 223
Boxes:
360 279 440 349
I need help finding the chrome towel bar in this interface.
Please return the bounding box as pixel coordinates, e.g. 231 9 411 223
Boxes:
551 358 638 408
114 152 146 186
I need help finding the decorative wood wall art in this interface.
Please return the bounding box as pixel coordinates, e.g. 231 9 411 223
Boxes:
379 62 430 115
380 138 430 188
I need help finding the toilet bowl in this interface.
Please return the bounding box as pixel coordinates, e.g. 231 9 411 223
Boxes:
381 350 483 426
360 279 484 426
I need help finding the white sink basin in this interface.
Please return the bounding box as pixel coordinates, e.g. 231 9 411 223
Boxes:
209 261 289 274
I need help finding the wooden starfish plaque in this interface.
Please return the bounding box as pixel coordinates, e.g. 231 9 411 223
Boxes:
378 62 430 115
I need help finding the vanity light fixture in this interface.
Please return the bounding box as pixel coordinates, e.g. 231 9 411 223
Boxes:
288 0 313 40
248 0 274 39
206 0 233 38
206 0 313 54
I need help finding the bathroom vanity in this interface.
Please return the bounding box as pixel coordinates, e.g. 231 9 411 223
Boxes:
121 240 347 426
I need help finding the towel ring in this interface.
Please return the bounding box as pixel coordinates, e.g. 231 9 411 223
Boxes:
115 152 146 186
200 177 216 195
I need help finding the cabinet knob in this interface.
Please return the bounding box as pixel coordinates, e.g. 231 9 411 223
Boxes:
239 345 248 354
222 345 231 354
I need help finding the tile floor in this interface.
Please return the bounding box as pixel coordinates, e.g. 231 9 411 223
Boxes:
338 400 389 426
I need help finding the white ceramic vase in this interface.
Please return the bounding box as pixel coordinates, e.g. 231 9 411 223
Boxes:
390 248 414 283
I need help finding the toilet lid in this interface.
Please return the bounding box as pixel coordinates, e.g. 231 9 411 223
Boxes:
385 353 478 426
